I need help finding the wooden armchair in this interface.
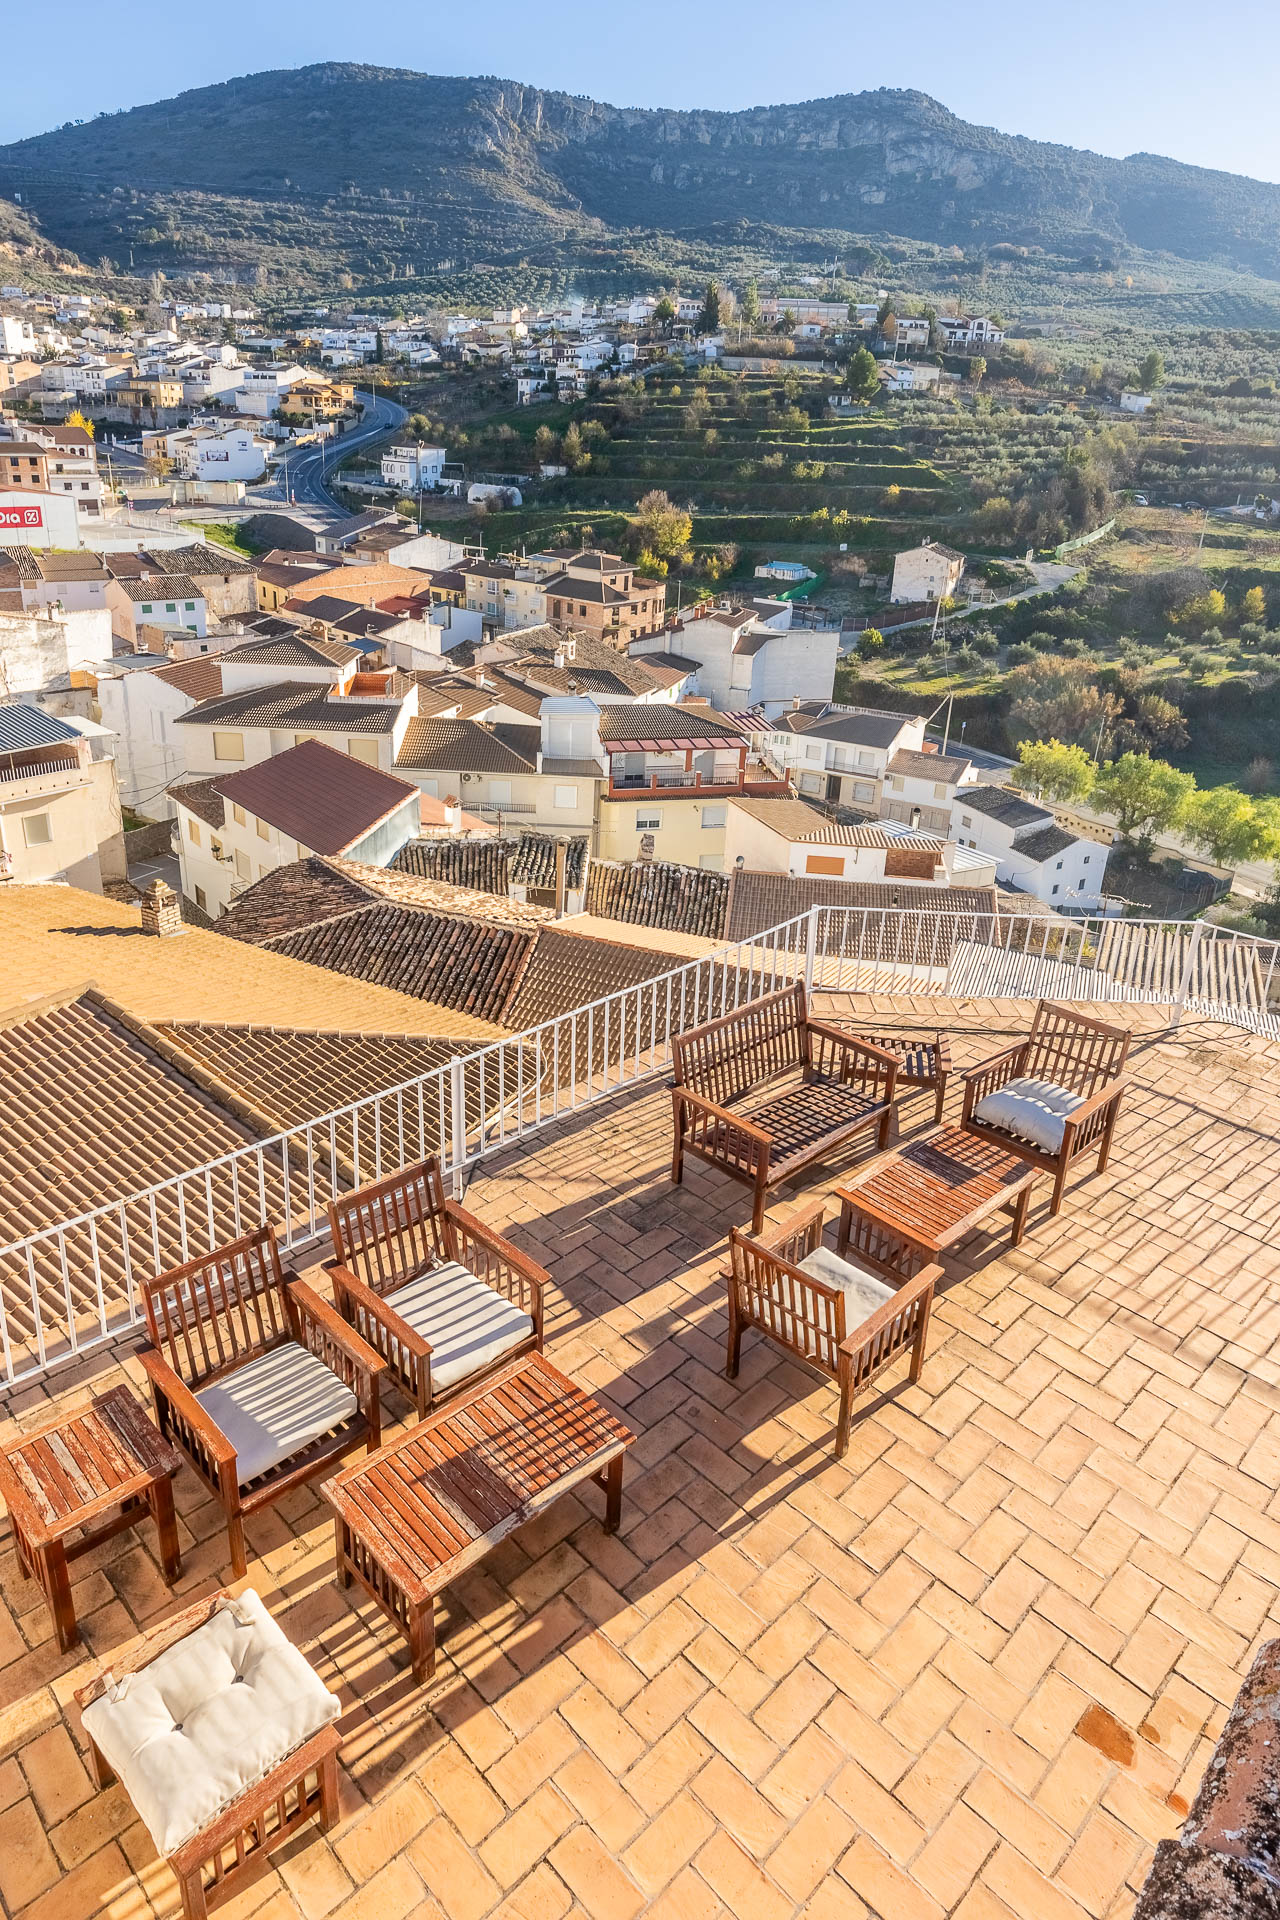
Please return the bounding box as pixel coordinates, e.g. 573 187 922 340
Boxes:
139 1225 384 1579
727 1199 940 1457
961 1000 1131 1214
326 1156 546 1420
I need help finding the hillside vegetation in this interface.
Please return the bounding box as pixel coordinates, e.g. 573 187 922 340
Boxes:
9 64 1280 288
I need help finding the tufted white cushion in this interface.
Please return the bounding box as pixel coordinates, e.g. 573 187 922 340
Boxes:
82 1590 339 1856
388 1260 534 1392
196 1341 358 1487
799 1246 895 1330
974 1076 1086 1154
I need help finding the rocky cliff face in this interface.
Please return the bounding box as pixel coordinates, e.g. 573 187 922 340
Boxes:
3 65 1280 278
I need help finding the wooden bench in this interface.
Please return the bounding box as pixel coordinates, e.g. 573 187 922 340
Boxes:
671 982 899 1231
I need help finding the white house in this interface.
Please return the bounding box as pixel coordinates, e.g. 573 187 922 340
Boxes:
763 702 925 808
173 738 422 918
381 444 447 491
938 316 1004 349
237 366 309 417
951 784 1108 908
1120 391 1156 415
171 424 267 482
632 602 837 718
879 746 984 835
882 363 943 395
0 489 81 548
890 541 966 606
723 795 997 889
96 653 225 815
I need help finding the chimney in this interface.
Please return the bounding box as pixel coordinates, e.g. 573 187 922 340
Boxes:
554 649 566 669
139 878 183 938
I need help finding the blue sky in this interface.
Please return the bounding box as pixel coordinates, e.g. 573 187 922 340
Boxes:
4 0 1279 184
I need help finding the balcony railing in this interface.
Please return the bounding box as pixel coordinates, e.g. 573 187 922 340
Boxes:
608 770 790 798
0 755 87 787
2 905 1277 1387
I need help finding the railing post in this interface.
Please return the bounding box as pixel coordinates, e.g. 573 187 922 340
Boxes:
804 906 819 999
449 1055 467 1199
1171 917 1207 1030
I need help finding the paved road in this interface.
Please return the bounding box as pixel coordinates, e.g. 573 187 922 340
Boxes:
270 391 408 511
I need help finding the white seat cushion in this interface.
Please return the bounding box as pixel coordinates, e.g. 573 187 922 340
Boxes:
196 1341 358 1487
974 1076 1086 1154
387 1259 535 1393
82 1589 339 1857
799 1246 895 1328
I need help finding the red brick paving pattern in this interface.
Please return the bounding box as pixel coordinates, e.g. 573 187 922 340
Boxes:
1 994 1278 1920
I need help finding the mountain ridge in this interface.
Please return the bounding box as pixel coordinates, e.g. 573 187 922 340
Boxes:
4 63 1280 286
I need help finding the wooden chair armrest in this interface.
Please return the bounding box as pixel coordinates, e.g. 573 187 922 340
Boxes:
325 1262 433 1360
674 1085 771 1147
445 1202 546 1330
286 1276 387 1387
1062 1076 1126 1124
960 1040 1031 1116
839 1262 941 1356
806 1022 900 1070
137 1347 237 1470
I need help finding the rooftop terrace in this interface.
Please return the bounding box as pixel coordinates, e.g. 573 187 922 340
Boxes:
2 988 1279 1920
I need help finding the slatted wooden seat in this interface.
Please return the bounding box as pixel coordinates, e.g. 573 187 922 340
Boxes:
138 1224 385 1579
326 1156 546 1420
671 982 899 1231
727 1200 940 1457
960 1000 1131 1215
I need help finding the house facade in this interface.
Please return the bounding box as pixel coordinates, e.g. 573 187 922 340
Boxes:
952 784 1109 907
891 541 966 606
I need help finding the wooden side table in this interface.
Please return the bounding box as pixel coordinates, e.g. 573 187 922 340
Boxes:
0 1385 183 1651
322 1352 634 1683
836 1124 1042 1283
842 1031 951 1125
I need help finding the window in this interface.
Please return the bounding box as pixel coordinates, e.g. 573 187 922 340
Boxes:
213 730 244 762
140 604 152 615
165 602 176 613
234 849 251 880
700 804 727 830
888 775 904 792
858 750 874 769
1055 860 1063 870
184 601 195 611
195 885 207 911
852 782 875 805
232 803 246 826
554 785 578 810
636 809 662 830
1051 883 1060 895
186 818 201 845
933 784 948 801
960 815 972 829
347 738 380 766
806 854 845 876
1083 854 1091 865
22 812 52 846
255 817 269 840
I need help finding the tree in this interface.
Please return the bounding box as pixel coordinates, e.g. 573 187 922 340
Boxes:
533 424 558 463
1092 754 1194 851
1013 740 1095 804
653 294 676 333
1178 588 1227 631
846 346 880 403
66 410 95 439
630 489 692 561
561 422 588 471
375 330 386 363
1137 349 1165 393
1241 585 1267 624
778 307 796 334
969 356 986 387
740 280 761 331
1181 788 1280 870
697 281 722 334
1005 656 1122 751
857 628 885 660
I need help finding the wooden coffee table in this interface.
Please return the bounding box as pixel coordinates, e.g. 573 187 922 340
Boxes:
322 1353 635 1682
836 1124 1042 1279
0 1385 183 1651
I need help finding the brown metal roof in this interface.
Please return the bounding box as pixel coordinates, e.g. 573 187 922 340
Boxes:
212 740 418 854
596 704 745 746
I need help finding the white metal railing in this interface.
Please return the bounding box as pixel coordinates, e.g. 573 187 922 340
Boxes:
3 903 1278 1389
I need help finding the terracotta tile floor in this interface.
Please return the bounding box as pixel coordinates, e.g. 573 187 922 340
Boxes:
3 994 1280 1920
